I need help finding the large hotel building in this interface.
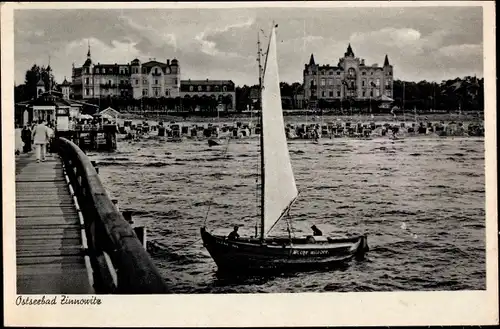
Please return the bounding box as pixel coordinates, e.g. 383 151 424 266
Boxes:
304 44 393 107
71 46 235 110
71 47 181 100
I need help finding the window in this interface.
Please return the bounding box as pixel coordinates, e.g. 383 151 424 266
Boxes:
155 79 159 85
174 78 178 85
120 70 124 74
96 68 99 74
336 71 340 75
84 88 89 96
223 86 227 92
85 68 88 74
362 91 366 97
376 78 380 87
348 68 356 78
154 88 160 97
189 86 194 91
155 68 158 74
328 79 333 85
362 71 366 76
321 91 325 97
142 68 147 74
371 72 373 75
375 89 380 97
198 86 202 91
214 86 219 92
370 91 373 97
165 89 170 96
85 78 89 84
120 80 124 85
386 90 391 96
207 86 211 91
320 79 326 86
108 80 112 85
143 79 147 84
135 79 139 85
385 79 391 87
337 91 341 97
329 71 333 75
329 91 333 97
142 89 148 96
362 80 365 87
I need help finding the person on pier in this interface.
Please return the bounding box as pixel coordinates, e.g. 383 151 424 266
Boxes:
21 125 32 153
32 119 50 163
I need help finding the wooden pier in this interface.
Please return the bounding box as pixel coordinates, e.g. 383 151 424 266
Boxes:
16 152 93 294
15 138 169 294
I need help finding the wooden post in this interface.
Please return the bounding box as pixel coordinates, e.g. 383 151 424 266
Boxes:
112 199 119 211
91 160 99 174
122 210 133 224
133 226 147 250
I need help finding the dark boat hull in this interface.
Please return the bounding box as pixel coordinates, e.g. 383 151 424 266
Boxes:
200 227 368 274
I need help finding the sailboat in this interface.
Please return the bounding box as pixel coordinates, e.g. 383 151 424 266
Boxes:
200 24 369 274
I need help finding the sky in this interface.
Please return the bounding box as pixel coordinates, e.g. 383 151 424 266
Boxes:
14 5 484 86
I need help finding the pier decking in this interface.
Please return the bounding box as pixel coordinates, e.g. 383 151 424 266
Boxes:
16 153 93 294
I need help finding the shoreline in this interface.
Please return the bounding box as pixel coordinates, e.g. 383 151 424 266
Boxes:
119 112 484 125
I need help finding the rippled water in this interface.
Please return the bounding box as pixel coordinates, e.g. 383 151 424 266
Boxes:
89 134 485 293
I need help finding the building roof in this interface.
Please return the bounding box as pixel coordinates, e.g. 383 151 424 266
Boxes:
309 54 316 66
181 79 234 86
345 43 355 57
384 54 390 66
100 107 121 116
142 60 169 68
61 77 71 86
83 58 93 67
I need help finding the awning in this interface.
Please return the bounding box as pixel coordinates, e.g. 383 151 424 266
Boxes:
380 95 394 102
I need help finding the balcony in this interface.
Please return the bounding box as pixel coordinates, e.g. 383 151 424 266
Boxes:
119 83 132 89
100 83 117 89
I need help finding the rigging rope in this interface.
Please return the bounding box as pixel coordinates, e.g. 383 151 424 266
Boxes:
203 137 232 228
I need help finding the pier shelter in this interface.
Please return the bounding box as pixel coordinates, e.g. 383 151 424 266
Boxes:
15 92 99 127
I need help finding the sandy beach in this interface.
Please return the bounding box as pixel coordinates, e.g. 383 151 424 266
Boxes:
120 112 484 126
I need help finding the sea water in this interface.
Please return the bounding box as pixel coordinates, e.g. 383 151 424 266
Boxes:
89 135 485 293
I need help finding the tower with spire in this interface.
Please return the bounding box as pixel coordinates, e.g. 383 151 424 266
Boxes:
303 43 394 108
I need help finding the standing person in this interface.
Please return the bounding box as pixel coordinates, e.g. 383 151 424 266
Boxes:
32 119 50 163
15 124 23 155
46 123 55 153
21 125 32 153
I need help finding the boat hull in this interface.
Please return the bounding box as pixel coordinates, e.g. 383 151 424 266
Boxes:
200 227 368 274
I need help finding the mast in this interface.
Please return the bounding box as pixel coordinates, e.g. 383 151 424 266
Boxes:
257 29 265 241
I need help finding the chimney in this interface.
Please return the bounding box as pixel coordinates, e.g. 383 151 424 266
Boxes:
167 59 170 65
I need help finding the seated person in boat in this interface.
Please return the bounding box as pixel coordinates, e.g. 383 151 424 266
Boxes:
311 225 323 236
228 226 240 240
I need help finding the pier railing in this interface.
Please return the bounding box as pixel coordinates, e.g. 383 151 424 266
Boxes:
56 137 169 294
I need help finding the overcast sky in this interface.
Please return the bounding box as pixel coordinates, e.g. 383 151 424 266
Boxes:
14 5 483 86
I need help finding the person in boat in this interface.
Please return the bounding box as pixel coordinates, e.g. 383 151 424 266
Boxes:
311 225 323 236
227 226 240 240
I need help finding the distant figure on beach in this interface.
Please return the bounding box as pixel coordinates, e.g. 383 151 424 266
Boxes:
21 125 32 153
311 225 323 236
32 119 50 163
228 226 240 240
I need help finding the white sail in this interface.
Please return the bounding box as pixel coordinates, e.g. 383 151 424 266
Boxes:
261 26 298 237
